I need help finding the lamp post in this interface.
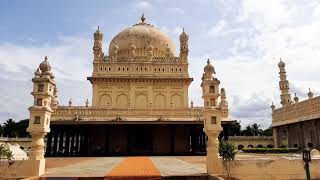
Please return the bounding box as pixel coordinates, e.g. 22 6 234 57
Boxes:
302 148 311 180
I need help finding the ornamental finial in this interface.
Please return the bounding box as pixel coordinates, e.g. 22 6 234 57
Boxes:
308 88 314 99
141 13 145 24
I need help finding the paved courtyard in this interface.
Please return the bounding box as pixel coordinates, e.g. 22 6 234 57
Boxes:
43 156 207 178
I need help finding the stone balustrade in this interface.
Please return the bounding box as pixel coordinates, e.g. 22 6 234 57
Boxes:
272 96 320 124
104 56 181 63
51 106 203 122
229 136 274 141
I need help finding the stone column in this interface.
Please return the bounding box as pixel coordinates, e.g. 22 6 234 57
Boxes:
273 127 278 148
204 128 222 175
28 132 46 160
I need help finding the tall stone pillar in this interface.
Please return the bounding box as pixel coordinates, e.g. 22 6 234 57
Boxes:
204 125 223 174
26 56 57 176
201 59 225 175
273 127 278 148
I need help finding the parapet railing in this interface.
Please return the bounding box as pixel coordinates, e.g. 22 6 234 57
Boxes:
103 56 181 63
52 106 203 120
229 136 274 141
272 96 320 123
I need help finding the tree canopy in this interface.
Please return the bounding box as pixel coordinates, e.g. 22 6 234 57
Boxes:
228 121 272 136
1 119 29 137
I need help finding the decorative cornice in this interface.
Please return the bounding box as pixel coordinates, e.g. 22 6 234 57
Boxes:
87 76 193 84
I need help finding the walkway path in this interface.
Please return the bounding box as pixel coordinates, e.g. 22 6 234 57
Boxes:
42 156 207 178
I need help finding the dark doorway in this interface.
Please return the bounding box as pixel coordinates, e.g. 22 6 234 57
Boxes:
129 125 152 155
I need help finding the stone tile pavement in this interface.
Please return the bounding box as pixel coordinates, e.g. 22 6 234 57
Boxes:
44 157 125 177
42 156 207 178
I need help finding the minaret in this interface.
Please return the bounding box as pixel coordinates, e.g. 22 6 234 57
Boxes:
179 28 189 63
26 56 57 176
93 26 104 61
220 88 229 118
201 59 223 174
278 59 292 106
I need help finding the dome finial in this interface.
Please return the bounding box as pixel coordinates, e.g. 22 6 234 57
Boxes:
141 13 146 24
271 101 275 110
44 56 48 61
308 88 314 99
207 59 210 64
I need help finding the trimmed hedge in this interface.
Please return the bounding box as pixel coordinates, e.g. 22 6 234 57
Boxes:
241 148 300 153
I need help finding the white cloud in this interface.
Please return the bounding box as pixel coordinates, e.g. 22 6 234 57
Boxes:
0 36 92 123
133 1 152 10
207 20 227 38
196 0 320 128
168 7 185 14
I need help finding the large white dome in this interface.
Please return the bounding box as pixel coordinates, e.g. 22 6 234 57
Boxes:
108 16 176 57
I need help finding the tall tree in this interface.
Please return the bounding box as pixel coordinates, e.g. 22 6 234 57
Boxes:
227 120 241 136
262 126 273 136
2 119 29 137
3 119 16 137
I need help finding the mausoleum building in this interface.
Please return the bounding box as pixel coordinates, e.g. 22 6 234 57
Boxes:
27 15 230 158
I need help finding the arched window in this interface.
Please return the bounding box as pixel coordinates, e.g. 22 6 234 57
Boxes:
267 144 274 148
238 145 244 150
36 98 42 106
38 84 44 92
257 144 263 148
34 116 40 124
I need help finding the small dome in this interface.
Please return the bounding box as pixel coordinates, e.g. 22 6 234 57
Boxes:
204 59 215 75
278 59 285 68
39 56 51 73
109 15 176 57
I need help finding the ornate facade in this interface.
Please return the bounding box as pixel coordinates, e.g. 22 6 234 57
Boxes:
272 60 320 148
25 16 229 175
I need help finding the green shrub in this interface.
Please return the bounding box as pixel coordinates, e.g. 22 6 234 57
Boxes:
219 140 237 178
241 147 300 153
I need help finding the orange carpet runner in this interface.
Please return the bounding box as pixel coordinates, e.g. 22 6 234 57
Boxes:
105 157 162 180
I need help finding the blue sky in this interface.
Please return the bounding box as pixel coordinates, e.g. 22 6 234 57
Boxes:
1 0 320 128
